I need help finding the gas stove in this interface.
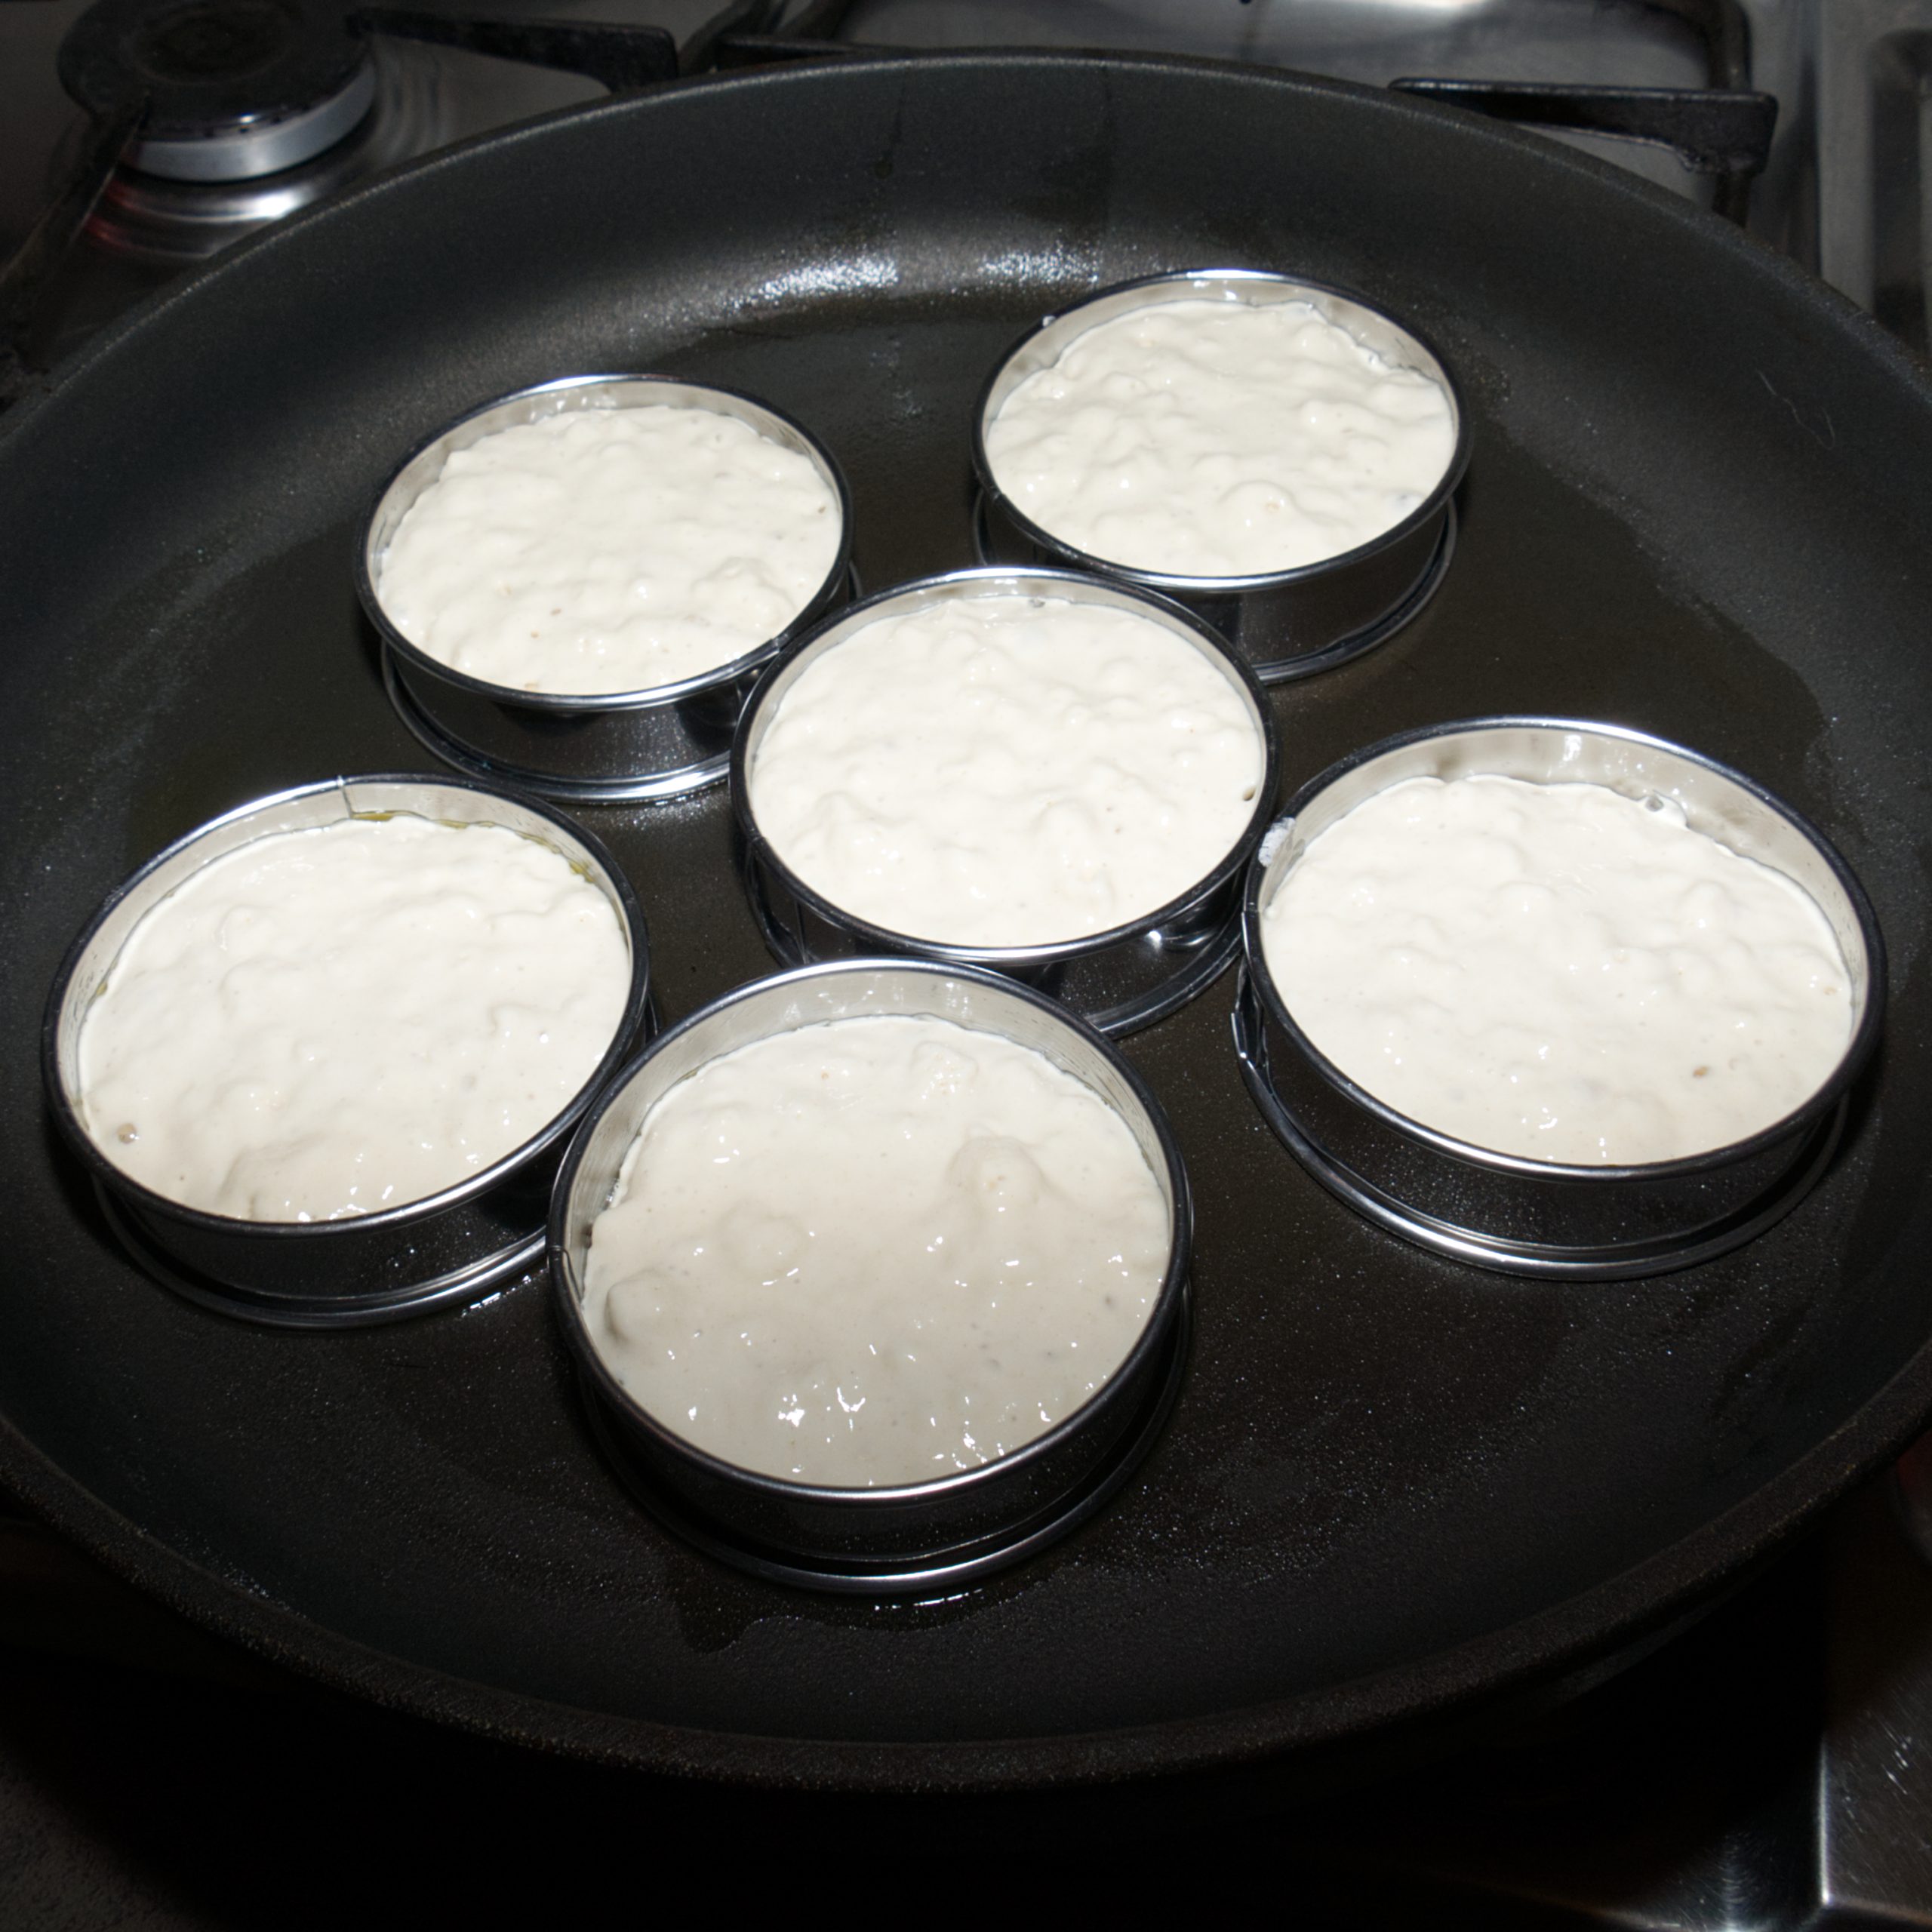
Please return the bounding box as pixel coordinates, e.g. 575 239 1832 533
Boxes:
0 3 1928 1924
5 0 1927 365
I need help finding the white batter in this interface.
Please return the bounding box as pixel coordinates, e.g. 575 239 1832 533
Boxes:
984 294 1457 577
583 1014 1170 1488
749 593 1265 946
1262 775 1855 1164
375 402 841 695
78 814 632 1221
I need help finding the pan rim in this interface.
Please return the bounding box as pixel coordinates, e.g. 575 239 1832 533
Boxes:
2 1330 1928 1789
6 50 1931 451
4 48 1931 1791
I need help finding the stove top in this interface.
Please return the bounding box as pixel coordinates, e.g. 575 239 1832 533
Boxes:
3 0 1924 358
0 2 1927 1923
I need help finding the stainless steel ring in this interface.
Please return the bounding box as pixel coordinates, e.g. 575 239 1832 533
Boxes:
358 374 856 802
43 773 653 1326
971 266 1470 683
549 958 1193 1592
1235 717 1886 1278
731 564 1281 1036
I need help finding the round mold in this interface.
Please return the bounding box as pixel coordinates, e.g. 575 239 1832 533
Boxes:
731 565 1280 1036
358 374 856 803
549 958 1193 1593
43 774 653 1327
971 266 1469 685
1234 718 1886 1278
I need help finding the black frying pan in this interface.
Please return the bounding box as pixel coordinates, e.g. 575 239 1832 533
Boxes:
2 52 1930 1792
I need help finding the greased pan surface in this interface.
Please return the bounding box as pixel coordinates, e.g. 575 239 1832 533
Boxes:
1 54 1930 1790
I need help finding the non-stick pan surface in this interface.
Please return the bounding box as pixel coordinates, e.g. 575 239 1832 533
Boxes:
2 54 1930 1792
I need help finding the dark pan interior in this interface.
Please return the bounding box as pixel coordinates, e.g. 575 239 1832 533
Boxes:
2 53 1930 1790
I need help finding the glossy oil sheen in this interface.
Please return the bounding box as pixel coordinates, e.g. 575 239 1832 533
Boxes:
0 56 1928 1789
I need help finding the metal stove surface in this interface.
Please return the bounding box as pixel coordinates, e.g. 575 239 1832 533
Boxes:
0 1 1928 1924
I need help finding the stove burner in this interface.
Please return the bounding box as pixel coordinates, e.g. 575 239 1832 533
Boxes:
68 40 442 263
60 0 376 183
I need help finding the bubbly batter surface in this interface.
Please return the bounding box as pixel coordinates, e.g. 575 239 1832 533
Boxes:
985 295 1456 577
78 814 631 1221
377 402 840 695
749 593 1264 946
1262 775 1855 1164
583 1014 1171 1487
